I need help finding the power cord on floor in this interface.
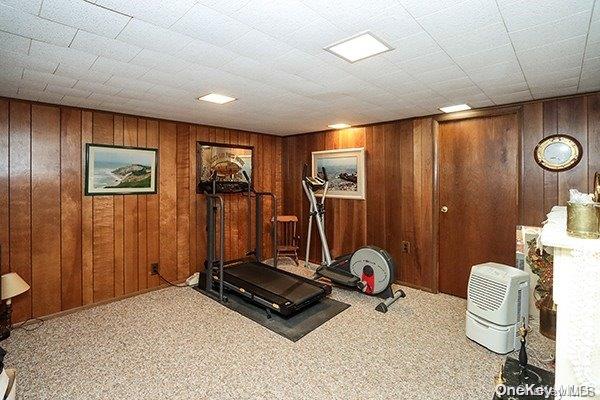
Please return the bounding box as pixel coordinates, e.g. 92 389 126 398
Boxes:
14 317 44 332
157 271 188 288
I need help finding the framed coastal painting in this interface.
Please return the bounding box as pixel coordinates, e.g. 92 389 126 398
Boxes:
196 142 253 194
85 144 158 195
311 147 365 200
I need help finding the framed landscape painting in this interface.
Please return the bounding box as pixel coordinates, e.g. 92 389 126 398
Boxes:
311 147 366 200
85 144 158 195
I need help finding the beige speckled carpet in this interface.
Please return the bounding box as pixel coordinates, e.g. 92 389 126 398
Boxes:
3 260 554 400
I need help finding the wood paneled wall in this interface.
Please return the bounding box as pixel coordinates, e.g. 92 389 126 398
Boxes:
283 119 435 291
0 98 283 323
283 92 600 292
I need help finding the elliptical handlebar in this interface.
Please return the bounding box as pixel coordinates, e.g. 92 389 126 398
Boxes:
321 167 328 182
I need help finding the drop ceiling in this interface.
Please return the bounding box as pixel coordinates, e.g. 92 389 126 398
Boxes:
0 0 598 136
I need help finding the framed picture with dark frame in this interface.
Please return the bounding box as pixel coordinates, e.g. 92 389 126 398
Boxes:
85 144 158 195
196 142 254 194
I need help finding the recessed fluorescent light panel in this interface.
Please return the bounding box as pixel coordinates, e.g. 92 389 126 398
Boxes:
439 104 471 113
325 32 393 63
198 93 237 104
328 123 351 129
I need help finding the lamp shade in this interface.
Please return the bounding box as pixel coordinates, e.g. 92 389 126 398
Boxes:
1 273 30 300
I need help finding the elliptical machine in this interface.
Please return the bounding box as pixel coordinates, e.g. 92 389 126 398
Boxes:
302 165 406 313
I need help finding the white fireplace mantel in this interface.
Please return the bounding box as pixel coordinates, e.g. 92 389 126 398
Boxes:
540 206 600 399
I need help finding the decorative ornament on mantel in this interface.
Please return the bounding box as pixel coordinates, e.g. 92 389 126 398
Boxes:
526 239 556 340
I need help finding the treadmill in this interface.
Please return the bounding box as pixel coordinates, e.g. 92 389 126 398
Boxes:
196 172 331 317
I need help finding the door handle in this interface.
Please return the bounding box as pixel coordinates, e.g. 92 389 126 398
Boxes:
441 206 449 213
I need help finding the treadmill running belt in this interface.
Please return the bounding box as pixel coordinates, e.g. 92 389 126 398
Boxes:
224 262 328 307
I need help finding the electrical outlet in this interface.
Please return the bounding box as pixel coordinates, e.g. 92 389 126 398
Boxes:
401 241 411 253
151 263 159 275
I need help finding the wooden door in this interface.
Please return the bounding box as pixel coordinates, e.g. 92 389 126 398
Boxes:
438 113 519 298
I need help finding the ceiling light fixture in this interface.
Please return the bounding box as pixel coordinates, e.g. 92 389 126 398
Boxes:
439 104 471 113
325 32 393 63
328 123 351 129
198 93 237 104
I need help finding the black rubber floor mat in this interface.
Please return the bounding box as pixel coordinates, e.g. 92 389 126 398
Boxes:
194 287 349 342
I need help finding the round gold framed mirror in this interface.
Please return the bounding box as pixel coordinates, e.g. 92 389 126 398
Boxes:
534 134 582 172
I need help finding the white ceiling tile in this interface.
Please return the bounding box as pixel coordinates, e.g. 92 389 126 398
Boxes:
90 56 149 78
114 88 151 101
17 87 65 103
482 81 529 95
585 41 600 59
413 64 467 83
515 35 586 67
105 75 155 91
581 56 600 79
368 69 418 89
234 0 322 38
498 0 595 32
54 64 111 83
426 77 477 92
40 0 130 39
70 30 141 62
399 0 467 18
384 32 442 64
0 86 19 97
129 49 194 73
22 69 77 87
0 3 76 46
73 80 121 95
466 61 523 81
530 77 580 91
489 90 533 105
279 18 346 56
435 23 511 58
138 69 187 89
94 0 196 28
117 18 193 53
471 72 527 87
0 65 23 81
7 78 46 92
521 56 582 76
0 0 42 14
301 0 399 28
509 11 592 52
170 4 251 47
579 77 600 92
396 51 455 75
455 44 516 71
195 0 251 15
527 67 581 86
531 85 578 98
177 40 238 69
146 84 194 99
362 5 423 42
0 30 30 54
0 48 58 73
29 40 98 69
327 55 401 81
589 19 600 44
45 83 91 97
225 29 293 62
417 0 502 39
